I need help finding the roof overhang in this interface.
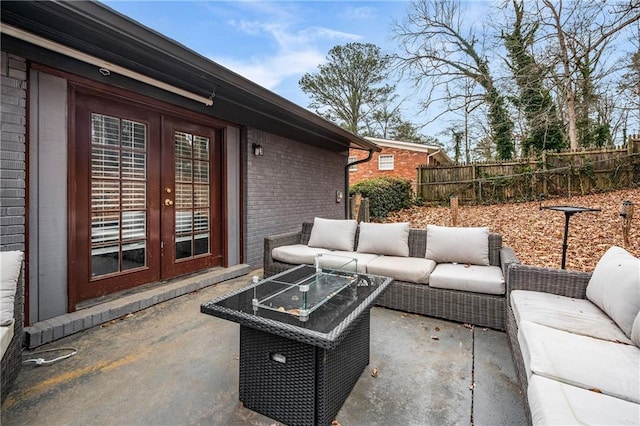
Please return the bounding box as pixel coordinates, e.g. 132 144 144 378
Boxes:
365 137 452 163
1 1 381 153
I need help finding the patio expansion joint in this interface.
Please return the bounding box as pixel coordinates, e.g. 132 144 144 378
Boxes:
24 263 253 349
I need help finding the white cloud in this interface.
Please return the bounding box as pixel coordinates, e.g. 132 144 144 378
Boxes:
341 6 377 20
213 5 362 90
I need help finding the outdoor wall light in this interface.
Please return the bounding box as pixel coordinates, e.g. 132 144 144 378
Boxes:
252 143 264 156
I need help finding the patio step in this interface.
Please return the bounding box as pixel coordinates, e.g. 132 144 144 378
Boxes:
24 264 252 348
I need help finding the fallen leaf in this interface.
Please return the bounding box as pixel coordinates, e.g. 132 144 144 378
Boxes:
435 326 440 331
463 323 474 330
431 335 439 340
385 188 639 272
589 388 602 393
464 263 471 268
332 420 341 426
371 368 378 378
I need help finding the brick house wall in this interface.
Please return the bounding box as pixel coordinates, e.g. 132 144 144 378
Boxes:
0 52 27 252
245 128 346 267
349 146 445 191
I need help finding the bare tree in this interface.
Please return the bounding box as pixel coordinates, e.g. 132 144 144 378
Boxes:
538 0 640 149
394 0 515 159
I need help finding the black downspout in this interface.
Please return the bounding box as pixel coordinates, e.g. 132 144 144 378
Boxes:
344 149 375 218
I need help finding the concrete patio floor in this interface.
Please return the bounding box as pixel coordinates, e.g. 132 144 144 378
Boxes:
1 271 527 425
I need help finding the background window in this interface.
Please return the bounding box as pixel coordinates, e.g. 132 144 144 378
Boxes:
348 156 357 171
378 154 394 170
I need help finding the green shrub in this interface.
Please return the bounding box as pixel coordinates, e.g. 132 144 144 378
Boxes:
350 177 413 219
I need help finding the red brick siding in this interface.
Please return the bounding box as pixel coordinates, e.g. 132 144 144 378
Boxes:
349 147 443 189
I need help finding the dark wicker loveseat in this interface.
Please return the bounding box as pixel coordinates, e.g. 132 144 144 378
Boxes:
264 222 519 330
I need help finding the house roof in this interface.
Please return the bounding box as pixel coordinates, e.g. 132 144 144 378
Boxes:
0 1 380 153
364 137 452 164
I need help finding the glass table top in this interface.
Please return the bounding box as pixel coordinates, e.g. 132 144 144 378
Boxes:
201 265 391 336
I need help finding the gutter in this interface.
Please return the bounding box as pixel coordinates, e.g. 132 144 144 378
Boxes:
344 149 375 218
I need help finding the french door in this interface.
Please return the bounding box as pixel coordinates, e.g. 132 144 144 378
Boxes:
71 93 223 303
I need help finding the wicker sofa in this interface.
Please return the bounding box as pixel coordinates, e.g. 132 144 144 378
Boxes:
264 220 519 330
506 247 640 425
1 250 25 402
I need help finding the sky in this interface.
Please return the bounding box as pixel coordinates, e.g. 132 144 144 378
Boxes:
101 1 421 125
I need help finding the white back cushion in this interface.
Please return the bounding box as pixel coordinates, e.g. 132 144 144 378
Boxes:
425 225 490 266
586 246 640 338
356 222 410 256
307 218 357 251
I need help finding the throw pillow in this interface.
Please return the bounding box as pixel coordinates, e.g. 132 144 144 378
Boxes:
586 246 640 338
425 225 490 266
356 222 410 257
307 217 358 251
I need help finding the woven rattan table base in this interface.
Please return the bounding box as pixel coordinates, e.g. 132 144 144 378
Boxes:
239 310 371 425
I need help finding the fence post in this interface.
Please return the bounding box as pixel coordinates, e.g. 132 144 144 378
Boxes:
450 195 459 226
620 200 634 248
541 150 548 196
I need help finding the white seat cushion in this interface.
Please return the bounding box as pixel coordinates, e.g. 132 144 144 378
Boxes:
329 251 380 273
271 244 331 265
586 246 640 338
365 256 436 284
518 321 640 403
511 290 632 344
528 375 640 426
1 251 23 326
425 225 490 266
307 218 358 251
356 222 410 257
1 319 15 359
429 264 504 295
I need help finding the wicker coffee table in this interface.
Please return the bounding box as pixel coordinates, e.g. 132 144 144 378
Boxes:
201 264 391 425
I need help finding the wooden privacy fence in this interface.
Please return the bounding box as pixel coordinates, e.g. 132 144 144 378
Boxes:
417 137 640 205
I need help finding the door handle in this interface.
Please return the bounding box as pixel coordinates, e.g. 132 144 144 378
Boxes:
164 199 174 206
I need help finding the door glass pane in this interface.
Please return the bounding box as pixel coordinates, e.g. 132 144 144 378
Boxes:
92 148 119 178
194 233 209 256
175 184 193 209
175 159 192 183
92 115 120 146
173 130 210 260
92 213 120 244
193 161 208 183
122 211 146 240
122 151 146 180
194 185 209 208
122 242 146 271
122 182 146 210
91 245 119 277
176 210 193 234
90 113 148 278
194 136 209 159
194 209 209 231
92 180 120 211
175 235 192 260
121 120 146 150
174 132 193 158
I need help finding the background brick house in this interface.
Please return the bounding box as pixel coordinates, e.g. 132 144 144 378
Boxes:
349 137 452 192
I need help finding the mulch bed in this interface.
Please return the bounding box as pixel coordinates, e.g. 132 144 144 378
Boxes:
385 188 640 272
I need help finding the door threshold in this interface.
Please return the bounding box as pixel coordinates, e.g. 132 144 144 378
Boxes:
25 264 254 348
